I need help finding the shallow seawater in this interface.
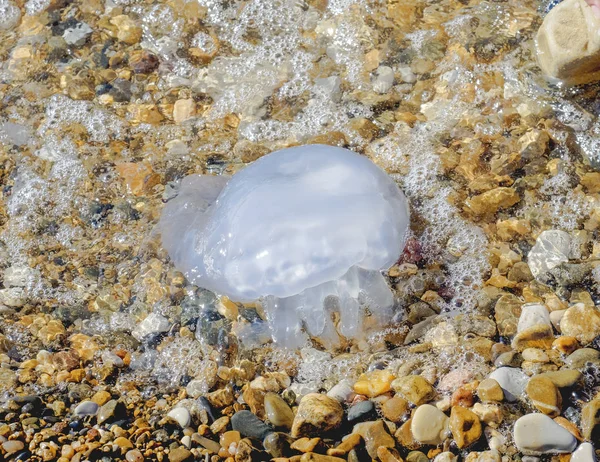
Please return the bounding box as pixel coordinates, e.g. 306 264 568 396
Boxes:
1 0 600 454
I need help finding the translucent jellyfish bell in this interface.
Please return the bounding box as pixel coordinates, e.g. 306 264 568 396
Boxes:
159 144 410 348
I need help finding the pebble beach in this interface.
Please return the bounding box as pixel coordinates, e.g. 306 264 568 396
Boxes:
1 0 600 461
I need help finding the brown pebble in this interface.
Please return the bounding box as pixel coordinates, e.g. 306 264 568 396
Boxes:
477 379 504 402
380 395 408 423
394 418 420 450
209 416 230 434
449 405 482 448
290 437 321 453
451 383 477 407
353 420 396 459
52 350 80 371
129 50 159 74
300 454 345 462
377 446 403 462
291 394 343 438
168 446 193 462
526 376 562 417
391 375 435 405
552 336 579 355
326 433 362 456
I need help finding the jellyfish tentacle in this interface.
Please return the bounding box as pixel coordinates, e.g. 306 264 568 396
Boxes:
263 295 308 349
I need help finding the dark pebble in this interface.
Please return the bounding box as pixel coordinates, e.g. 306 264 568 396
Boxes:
231 410 273 440
347 400 376 423
262 432 293 458
12 395 42 406
14 451 32 461
69 420 83 430
109 78 132 102
196 396 216 423
95 83 112 96
129 50 159 74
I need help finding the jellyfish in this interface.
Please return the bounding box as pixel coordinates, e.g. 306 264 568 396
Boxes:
159 144 410 348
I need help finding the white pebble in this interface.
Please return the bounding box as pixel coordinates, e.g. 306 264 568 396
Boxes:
488 367 528 402
571 443 596 462
411 404 450 445
326 379 355 402
517 303 552 333
514 413 577 454
102 351 124 368
74 401 99 416
168 407 191 428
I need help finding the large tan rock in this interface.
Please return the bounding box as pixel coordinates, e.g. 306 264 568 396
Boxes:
536 0 600 84
291 393 343 438
559 303 600 345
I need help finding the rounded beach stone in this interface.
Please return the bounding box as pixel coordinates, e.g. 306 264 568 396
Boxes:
168 446 193 462
381 395 409 422
231 410 273 440
352 420 396 459
488 367 528 402
264 392 294 429
536 370 582 388
513 413 577 454
391 375 435 405
477 378 504 402
449 405 482 448
571 442 597 462
74 400 99 415
565 348 600 368
511 303 554 351
527 230 572 280
581 397 600 440
347 400 376 423
2 440 25 454
552 336 579 354
525 376 561 416
410 404 449 446
353 370 395 397
560 303 600 345
327 379 355 402
291 393 343 438
167 407 191 428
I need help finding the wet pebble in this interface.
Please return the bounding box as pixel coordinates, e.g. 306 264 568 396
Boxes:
168 407 191 428
353 420 396 459
411 404 449 445
488 367 528 402
126 449 144 462
571 443 596 462
168 446 193 462
565 348 600 369
264 392 294 429
347 400 376 423
74 401 99 416
2 440 24 454
327 380 355 402
291 393 343 438
231 410 273 440
513 413 577 454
